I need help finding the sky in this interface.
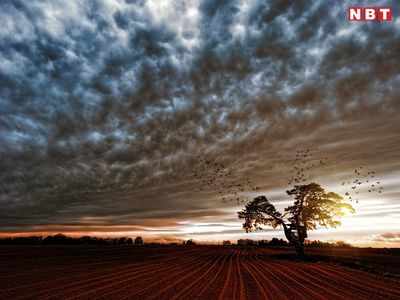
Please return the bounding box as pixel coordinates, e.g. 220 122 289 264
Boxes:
1 0 400 247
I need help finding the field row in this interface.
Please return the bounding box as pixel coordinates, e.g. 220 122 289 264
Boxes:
0 246 399 299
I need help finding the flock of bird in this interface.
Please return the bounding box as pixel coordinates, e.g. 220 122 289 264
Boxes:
342 167 384 203
192 149 384 204
192 156 259 204
286 149 328 186
285 149 385 203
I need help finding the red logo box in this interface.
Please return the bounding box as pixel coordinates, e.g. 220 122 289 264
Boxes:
348 7 392 21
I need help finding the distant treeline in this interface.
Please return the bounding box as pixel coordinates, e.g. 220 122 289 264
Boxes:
305 240 352 248
235 238 352 248
236 238 290 247
0 234 352 248
0 234 144 246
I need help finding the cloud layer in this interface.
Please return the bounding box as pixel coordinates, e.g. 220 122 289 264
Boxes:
1 0 400 244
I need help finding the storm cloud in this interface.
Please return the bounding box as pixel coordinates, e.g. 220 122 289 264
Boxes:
1 0 400 244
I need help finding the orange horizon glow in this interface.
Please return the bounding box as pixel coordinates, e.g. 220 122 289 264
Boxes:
1 230 399 248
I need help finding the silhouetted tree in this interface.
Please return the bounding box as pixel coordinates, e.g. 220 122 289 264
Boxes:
304 240 353 248
134 236 144 245
0 236 43 245
237 239 256 246
269 237 289 247
334 240 352 248
184 239 195 245
238 183 354 257
222 240 231 246
0 235 136 245
43 233 73 245
118 237 127 245
257 238 289 247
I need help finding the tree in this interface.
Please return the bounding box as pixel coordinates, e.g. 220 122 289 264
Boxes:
222 240 231 246
183 239 195 246
118 237 128 245
134 236 144 245
238 183 354 257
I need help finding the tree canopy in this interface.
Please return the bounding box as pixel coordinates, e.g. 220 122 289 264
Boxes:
238 182 354 256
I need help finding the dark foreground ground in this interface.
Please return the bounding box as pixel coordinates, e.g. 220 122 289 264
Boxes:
0 245 399 300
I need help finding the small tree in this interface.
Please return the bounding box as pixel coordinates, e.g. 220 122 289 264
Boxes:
184 239 195 246
118 237 127 245
238 183 354 257
134 236 144 246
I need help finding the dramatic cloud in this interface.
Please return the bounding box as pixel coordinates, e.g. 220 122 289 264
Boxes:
371 232 400 246
1 0 400 244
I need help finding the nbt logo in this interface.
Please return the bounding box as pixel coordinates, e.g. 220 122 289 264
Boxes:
348 7 393 21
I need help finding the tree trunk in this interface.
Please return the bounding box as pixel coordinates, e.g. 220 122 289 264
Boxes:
282 223 306 258
294 243 304 257
282 223 292 242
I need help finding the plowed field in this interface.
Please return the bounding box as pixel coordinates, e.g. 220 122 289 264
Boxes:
1 246 399 299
